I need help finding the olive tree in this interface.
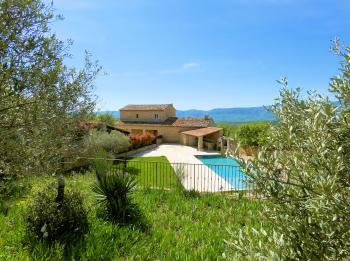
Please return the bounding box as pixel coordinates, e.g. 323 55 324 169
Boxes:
229 40 350 260
0 0 100 197
83 130 130 158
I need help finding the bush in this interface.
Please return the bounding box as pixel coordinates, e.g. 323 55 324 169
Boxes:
129 133 155 149
237 123 270 147
0 175 21 200
26 183 88 243
92 159 140 225
129 133 142 149
229 42 350 260
83 130 130 157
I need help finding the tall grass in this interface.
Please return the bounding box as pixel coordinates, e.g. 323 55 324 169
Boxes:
0 170 264 260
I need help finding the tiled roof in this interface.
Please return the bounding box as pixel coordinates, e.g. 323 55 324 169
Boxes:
120 104 173 111
115 117 214 128
181 127 223 137
170 117 213 127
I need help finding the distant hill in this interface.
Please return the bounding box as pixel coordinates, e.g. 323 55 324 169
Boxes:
176 107 275 122
96 106 276 123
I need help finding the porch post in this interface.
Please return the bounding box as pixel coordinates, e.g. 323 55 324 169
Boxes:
198 136 203 151
183 134 188 145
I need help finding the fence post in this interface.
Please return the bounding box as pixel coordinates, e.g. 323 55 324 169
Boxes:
155 163 158 188
123 157 127 177
193 164 196 191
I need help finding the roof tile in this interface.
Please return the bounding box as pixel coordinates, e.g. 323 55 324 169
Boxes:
181 127 223 137
120 104 173 111
115 117 214 128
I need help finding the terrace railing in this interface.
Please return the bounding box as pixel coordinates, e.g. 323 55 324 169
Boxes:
90 158 257 197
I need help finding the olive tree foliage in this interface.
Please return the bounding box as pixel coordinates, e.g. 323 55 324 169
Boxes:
228 40 350 260
83 130 130 158
0 0 100 181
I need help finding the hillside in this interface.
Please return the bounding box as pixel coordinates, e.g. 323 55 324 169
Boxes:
97 106 275 123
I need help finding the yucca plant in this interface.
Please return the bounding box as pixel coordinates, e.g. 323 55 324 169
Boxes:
92 159 138 224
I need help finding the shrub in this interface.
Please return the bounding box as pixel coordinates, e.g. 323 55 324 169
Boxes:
26 183 88 243
0 175 21 200
92 159 140 224
229 41 350 260
237 123 270 147
129 133 155 149
83 130 130 157
142 133 155 146
129 133 142 149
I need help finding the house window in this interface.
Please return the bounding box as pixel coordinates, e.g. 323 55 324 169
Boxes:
136 114 139 118
154 114 159 119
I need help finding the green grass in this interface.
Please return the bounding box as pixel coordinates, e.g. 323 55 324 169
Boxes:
0 170 264 260
126 156 179 189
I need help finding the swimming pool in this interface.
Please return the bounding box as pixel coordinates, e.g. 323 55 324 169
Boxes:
195 155 249 190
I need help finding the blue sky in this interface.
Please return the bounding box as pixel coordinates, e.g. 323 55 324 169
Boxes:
48 0 350 111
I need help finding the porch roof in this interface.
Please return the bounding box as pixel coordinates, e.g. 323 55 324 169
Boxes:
181 127 222 137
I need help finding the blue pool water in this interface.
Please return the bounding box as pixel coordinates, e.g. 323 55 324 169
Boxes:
195 155 249 190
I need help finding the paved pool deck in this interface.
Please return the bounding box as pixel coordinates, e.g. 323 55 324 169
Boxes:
133 144 235 192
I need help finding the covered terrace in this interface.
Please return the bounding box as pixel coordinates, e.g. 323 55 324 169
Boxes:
180 127 223 151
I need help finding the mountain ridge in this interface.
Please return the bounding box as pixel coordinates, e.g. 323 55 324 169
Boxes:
96 106 276 123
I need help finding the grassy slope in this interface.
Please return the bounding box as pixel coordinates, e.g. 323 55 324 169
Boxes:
0 169 263 260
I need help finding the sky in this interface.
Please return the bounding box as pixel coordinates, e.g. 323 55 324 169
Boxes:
47 0 350 111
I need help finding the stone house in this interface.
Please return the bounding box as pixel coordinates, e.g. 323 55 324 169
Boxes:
115 104 223 150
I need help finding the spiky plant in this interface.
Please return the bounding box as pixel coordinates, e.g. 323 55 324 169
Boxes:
92 159 138 223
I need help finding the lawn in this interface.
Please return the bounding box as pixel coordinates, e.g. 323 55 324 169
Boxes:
122 156 179 189
0 169 264 260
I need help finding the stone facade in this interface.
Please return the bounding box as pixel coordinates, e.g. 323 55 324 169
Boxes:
120 104 176 123
115 104 222 148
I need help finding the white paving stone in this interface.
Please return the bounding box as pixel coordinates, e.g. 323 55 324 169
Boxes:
133 144 235 192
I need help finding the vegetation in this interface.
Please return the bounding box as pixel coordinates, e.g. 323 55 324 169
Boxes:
0 171 263 260
92 159 141 225
83 130 130 158
129 133 156 149
0 0 100 227
26 183 88 243
3 0 349 259
0 0 100 183
219 121 271 148
230 40 350 260
126 156 179 188
93 113 119 125
237 123 270 147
